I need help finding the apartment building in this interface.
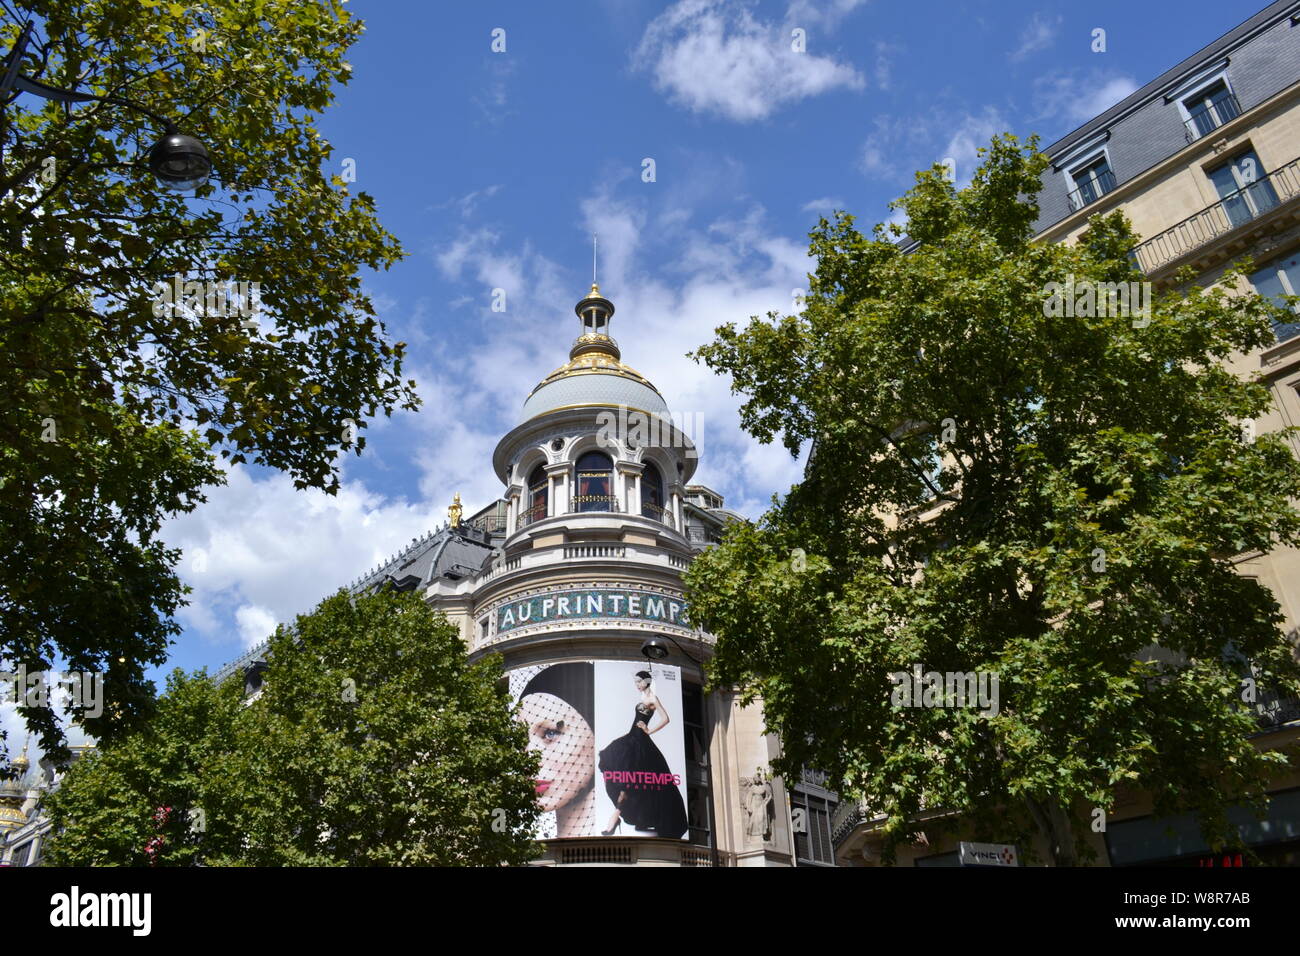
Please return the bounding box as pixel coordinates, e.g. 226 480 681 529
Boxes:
834 0 1300 866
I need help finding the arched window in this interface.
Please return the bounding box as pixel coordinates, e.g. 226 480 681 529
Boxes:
641 461 665 521
575 451 615 512
522 464 548 525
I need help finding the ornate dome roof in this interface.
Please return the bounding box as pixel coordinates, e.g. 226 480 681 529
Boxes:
520 284 668 422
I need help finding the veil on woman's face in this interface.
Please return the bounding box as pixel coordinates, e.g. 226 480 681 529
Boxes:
517 661 595 815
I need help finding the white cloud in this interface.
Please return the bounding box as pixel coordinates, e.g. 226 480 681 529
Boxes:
235 605 277 650
873 40 899 90
166 465 448 653
785 0 869 26
634 0 865 122
1033 70 1139 126
940 107 1013 187
802 197 845 214
438 184 503 220
1010 12 1061 62
860 107 1010 190
581 190 648 292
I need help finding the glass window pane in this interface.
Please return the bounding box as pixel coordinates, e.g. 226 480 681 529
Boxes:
1252 255 1300 343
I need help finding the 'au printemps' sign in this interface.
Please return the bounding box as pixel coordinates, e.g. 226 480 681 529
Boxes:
497 588 687 633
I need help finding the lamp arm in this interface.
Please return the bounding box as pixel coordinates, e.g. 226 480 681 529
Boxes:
2 22 174 131
10 71 175 130
658 632 705 666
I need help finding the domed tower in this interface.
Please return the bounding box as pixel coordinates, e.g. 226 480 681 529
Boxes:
497 282 696 537
294 278 797 866
433 282 796 866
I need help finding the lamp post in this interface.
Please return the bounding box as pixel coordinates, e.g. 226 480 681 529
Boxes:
639 632 704 664
640 632 721 867
1 19 212 191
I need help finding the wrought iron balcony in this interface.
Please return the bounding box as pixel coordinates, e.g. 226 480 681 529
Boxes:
830 798 867 847
467 511 507 533
1184 91 1241 142
686 525 722 545
573 494 619 512
1067 167 1117 212
1132 157 1300 274
1254 687 1300 732
518 503 546 527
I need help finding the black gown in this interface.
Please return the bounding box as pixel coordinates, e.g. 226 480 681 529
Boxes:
598 703 688 838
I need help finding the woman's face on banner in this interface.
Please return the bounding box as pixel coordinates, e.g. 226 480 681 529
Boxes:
519 692 594 812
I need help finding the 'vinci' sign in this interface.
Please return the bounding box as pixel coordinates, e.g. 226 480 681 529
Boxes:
497 588 688 634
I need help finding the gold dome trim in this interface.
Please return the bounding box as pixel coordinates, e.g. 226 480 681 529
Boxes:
527 354 663 398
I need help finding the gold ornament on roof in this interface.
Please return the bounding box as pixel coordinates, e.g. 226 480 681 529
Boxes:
448 492 463 527
523 283 665 400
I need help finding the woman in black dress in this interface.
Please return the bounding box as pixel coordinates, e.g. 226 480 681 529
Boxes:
598 670 688 838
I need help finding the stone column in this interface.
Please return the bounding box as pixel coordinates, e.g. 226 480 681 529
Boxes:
544 462 571 517
668 481 685 531
505 484 522 535
616 460 644 516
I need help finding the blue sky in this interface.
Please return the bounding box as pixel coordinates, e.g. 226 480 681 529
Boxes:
3 0 1267 751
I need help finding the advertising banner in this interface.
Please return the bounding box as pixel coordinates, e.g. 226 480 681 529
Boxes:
510 660 687 840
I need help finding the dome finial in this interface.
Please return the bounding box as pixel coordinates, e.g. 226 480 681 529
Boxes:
12 737 29 775
572 276 618 360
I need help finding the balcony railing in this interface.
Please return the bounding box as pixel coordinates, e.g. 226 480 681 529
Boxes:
1067 167 1117 212
641 501 667 522
467 510 507 534
831 798 867 847
1132 157 1300 274
1254 688 1300 731
517 503 546 527
573 494 619 512
1184 91 1241 142
686 525 722 545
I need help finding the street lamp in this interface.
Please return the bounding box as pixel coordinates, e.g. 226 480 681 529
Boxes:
148 128 211 191
1 19 212 191
640 633 703 664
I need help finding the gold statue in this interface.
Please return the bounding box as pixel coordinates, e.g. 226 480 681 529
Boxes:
448 492 463 527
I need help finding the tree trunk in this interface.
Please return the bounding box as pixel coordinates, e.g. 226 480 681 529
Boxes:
1025 795 1078 866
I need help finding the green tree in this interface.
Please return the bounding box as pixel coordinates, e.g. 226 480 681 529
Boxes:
0 1 416 761
45 589 543 866
687 134 1300 865
40 668 242 866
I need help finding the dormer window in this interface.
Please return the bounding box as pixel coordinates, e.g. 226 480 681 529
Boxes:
1180 78 1240 141
1067 154 1115 211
